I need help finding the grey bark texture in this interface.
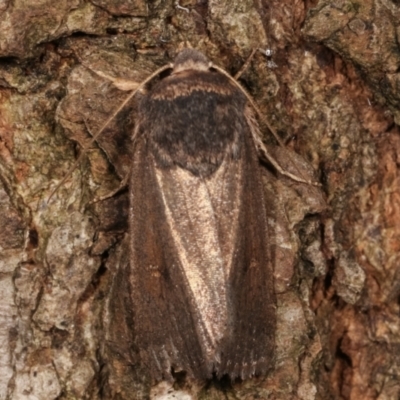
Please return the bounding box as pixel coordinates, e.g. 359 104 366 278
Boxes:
0 0 398 399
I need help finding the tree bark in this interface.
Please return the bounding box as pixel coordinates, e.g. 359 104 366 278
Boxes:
0 0 399 399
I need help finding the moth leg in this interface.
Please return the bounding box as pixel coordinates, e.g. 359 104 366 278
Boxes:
76 118 131 204
175 1 189 12
88 171 130 204
244 107 321 187
252 130 321 186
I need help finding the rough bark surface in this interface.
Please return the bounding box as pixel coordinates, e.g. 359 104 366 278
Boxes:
0 0 398 399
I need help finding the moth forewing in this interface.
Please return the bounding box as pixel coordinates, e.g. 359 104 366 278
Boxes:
127 48 276 382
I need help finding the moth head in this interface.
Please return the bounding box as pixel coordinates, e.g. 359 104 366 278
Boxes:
172 49 212 74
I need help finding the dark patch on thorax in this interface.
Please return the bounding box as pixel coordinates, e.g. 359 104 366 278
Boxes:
139 70 248 177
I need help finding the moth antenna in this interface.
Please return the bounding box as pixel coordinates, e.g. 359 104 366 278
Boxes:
211 62 321 187
47 63 173 203
234 48 258 81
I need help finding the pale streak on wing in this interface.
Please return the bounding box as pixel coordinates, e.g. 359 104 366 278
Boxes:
155 157 243 359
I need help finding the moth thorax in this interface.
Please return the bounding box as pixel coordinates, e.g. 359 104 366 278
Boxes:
172 48 211 73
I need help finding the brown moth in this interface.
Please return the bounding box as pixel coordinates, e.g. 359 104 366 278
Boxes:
126 48 276 382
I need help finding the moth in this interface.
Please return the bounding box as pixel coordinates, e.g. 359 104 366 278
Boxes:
53 48 318 386
126 48 276 382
